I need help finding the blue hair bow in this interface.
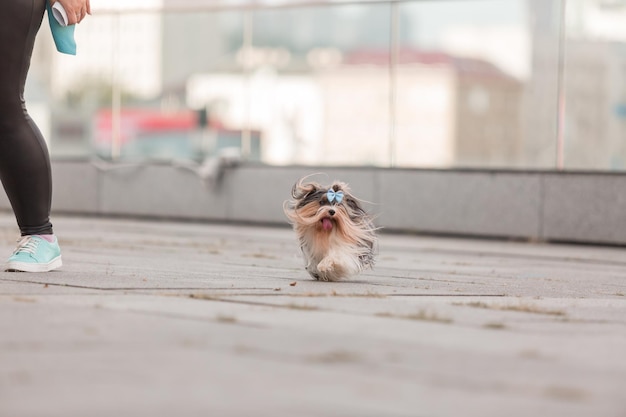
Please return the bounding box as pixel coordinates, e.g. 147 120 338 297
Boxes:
327 189 344 204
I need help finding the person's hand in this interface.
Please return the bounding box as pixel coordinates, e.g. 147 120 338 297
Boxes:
51 0 91 25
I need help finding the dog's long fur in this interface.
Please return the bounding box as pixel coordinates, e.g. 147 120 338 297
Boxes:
283 178 377 281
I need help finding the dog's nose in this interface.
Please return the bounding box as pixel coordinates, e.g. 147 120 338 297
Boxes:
328 209 335 216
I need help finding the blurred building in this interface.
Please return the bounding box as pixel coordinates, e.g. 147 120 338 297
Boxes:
249 5 411 53
160 2 235 93
328 50 523 167
188 48 523 167
525 0 626 170
561 40 626 169
27 0 626 169
46 14 162 99
522 0 561 168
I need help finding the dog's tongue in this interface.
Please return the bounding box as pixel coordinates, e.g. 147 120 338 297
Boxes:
322 218 333 231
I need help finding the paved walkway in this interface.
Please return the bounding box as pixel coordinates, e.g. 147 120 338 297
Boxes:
0 213 625 417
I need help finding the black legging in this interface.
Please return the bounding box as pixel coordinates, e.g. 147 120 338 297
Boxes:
0 0 53 236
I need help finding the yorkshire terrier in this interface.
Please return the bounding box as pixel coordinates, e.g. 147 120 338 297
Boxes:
284 178 377 281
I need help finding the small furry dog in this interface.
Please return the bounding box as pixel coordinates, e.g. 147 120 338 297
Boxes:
284 178 377 281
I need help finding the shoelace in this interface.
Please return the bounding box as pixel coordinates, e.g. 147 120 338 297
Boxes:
13 236 40 256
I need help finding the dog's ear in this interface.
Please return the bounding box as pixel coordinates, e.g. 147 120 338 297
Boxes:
292 179 319 201
344 195 364 212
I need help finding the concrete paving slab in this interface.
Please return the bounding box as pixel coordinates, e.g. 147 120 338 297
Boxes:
0 212 625 417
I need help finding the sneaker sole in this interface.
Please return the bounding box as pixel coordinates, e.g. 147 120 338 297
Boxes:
5 256 63 273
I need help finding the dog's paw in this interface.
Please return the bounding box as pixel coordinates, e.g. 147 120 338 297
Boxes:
317 258 345 281
317 258 334 273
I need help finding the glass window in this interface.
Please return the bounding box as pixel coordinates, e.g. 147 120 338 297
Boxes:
562 0 626 171
33 0 621 172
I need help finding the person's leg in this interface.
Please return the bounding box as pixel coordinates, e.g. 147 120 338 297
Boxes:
1 0 62 272
0 0 52 235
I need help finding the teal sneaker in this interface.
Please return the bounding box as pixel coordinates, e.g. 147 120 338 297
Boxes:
5 235 63 272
